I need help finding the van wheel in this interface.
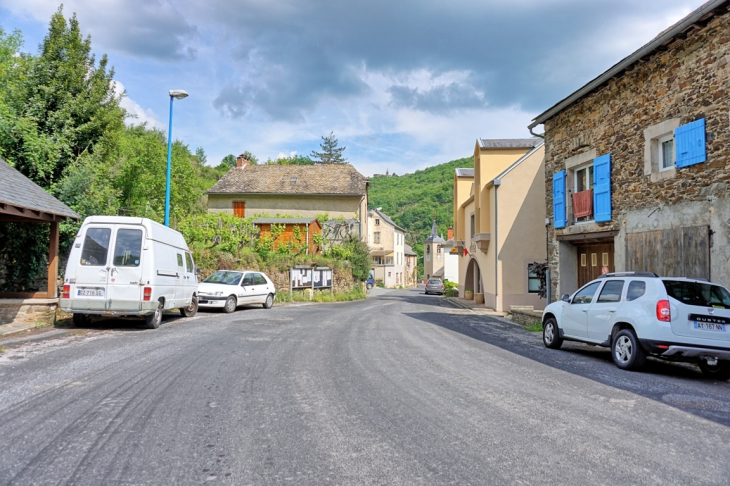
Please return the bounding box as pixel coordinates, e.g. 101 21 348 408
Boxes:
145 300 163 329
72 313 88 328
699 360 730 381
263 293 274 309
180 296 198 317
224 295 237 313
612 329 646 371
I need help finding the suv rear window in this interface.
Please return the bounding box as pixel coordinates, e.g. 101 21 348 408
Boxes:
428 279 441 285
663 280 730 309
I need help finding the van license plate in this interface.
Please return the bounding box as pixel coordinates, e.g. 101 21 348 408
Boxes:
78 289 104 297
693 321 726 332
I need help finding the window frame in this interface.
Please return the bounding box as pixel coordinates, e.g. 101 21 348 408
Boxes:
527 264 541 294
597 279 624 303
374 232 381 244
658 133 675 171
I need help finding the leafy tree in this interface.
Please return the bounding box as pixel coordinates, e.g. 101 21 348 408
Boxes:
267 154 314 165
310 131 347 164
243 150 258 165
221 154 236 167
195 147 207 165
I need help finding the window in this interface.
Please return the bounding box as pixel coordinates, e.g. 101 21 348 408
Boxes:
375 218 380 225
572 282 601 304
527 264 541 293
254 273 267 285
242 273 254 286
388 272 391 277
374 232 380 244
233 201 246 218
581 254 587 267
177 254 184 267
597 280 624 303
80 228 111 266
185 253 194 273
663 280 730 308
426 245 430 254
626 281 646 301
437 246 441 254
113 229 143 267
575 165 594 193
470 214 475 238
203 271 242 285
658 134 675 171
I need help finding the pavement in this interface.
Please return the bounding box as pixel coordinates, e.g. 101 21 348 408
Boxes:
1 287 729 485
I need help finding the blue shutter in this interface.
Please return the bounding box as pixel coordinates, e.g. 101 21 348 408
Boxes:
553 170 566 229
593 153 612 223
674 118 706 168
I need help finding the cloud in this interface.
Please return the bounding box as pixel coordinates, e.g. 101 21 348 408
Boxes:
113 81 165 130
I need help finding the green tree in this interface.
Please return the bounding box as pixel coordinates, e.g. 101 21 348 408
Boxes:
310 131 347 164
195 147 207 166
221 154 236 167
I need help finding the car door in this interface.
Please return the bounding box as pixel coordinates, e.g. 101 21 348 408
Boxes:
561 281 602 338
183 252 196 305
587 279 625 342
252 273 271 303
173 252 186 307
239 272 255 304
107 226 145 311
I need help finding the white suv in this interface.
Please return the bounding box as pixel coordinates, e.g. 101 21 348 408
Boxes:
541 272 730 380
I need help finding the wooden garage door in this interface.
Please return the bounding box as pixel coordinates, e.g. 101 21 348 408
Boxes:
577 243 615 287
625 225 710 279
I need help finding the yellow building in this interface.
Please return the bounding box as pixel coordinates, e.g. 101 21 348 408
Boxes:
451 139 547 311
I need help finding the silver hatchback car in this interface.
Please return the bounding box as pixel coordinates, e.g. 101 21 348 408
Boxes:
425 278 444 295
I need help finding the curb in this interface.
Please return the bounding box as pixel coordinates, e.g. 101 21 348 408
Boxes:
445 297 473 310
0 328 84 348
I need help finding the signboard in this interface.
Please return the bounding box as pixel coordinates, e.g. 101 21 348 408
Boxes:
290 267 333 296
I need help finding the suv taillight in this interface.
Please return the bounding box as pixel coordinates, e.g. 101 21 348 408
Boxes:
656 300 671 322
62 285 70 299
143 287 152 301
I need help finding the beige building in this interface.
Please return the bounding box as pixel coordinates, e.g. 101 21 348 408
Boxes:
368 209 407 287
206 155 369 239
404 244 418 287
451 139 546 311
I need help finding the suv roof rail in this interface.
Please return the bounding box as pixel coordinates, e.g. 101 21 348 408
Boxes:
597 271 659 279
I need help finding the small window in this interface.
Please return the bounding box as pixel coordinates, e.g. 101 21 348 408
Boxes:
572 282 601 304
627 281 646 301
527 264 541 293
470 214 475 238
374 232 381 244
388 272 391 277
437 246 441 254
185 253 194 273
375 218 380 225
177 254 183 267
602 253 609 266
254 273 267 285
591 253 597 267
426 245 430 254
575 165 594 193
113 229 143 267
80 228 111 266
598 280 624 303
658 134 675 171
242 273 254 286
581 254 586 267
233 201 246 218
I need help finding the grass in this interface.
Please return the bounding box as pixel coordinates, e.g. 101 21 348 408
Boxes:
275 286 366 304
524 320 543 333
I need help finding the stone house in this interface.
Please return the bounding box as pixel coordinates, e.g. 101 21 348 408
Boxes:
206 155 369 240
529 0 730 299
368 208 406 287
423 221 459 284
450 139 546 311
404 244 418 287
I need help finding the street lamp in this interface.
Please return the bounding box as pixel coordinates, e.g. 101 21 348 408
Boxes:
164 89 189 227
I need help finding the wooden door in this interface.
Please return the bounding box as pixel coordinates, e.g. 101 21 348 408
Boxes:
625 226 709 279
577 243 615 287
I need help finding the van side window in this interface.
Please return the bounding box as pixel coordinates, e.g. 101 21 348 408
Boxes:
242 273 254 286
627 281 647 301
177 254 183 267
80 228 111 266
113 229 143 267
254 273 267 285
185 253 193 273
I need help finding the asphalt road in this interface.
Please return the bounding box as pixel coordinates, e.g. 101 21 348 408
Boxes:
1 288 730 485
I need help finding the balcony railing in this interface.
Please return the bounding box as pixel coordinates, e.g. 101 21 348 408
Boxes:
572 189 593 219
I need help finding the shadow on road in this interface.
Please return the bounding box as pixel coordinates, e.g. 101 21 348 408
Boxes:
403 309 730 428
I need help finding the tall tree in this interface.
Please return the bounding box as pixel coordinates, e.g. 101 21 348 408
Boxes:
221 154 236 167
310 131 348 164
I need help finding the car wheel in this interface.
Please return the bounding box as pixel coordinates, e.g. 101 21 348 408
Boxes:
224 295 237 313
145 300 163 329
263 293 274 309
542 317 563 349
612 329 646 371
180 295 198 317
72 313 88 328
366 283 373 290
698 360 730 381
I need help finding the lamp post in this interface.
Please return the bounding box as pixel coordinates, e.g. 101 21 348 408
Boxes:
164 89 189 227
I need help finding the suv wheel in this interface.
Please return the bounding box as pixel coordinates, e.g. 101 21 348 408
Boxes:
698 360 730 381
543 317 563 349
612 329 646 371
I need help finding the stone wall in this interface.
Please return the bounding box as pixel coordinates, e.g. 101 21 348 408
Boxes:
0 299 58 328
510 309 543 327
543 11 730 299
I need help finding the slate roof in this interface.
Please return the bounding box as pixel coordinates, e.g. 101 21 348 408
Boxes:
369 208 405 232
455 168 474 178
0 158 79 220
424 219 445 243
478 139 542 150
404 244 417 256
206 164 368 196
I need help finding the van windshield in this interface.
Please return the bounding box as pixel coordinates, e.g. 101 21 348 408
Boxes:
204 271 242 285
663 280 730 309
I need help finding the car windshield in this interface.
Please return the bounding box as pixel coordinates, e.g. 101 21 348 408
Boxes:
203 271 242 285
663 280 730 309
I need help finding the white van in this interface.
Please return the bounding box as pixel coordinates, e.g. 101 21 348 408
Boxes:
60 216 199 329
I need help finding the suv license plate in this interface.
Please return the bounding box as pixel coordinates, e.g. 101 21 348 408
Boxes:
78 289 104 297
693 321 726 332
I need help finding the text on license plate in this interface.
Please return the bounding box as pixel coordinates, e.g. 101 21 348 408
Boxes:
693 321 726 332
77 289 104 297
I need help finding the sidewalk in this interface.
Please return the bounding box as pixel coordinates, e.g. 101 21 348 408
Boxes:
445 297 507 317
0 320 38 337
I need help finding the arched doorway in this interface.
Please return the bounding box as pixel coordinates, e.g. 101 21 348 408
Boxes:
464 258 482 296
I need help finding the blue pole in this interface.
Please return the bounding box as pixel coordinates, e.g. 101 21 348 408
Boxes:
164 96 174 226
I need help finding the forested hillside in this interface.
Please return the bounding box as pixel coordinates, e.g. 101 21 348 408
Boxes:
368 156 473 264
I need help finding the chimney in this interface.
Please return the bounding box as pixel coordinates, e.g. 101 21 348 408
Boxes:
447 226 453 240
236 153 250 169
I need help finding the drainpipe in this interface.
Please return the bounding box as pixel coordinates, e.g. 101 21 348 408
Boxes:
493 178 501 311
529 123 545 139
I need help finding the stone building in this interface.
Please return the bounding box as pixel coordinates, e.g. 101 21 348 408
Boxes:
423 220 446 282
529 0 730 298
368 209 406 287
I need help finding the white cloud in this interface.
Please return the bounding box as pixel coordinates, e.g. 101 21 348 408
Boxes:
113 81 165 130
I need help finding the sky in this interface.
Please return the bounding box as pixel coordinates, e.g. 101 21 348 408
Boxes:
0 0 705 176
